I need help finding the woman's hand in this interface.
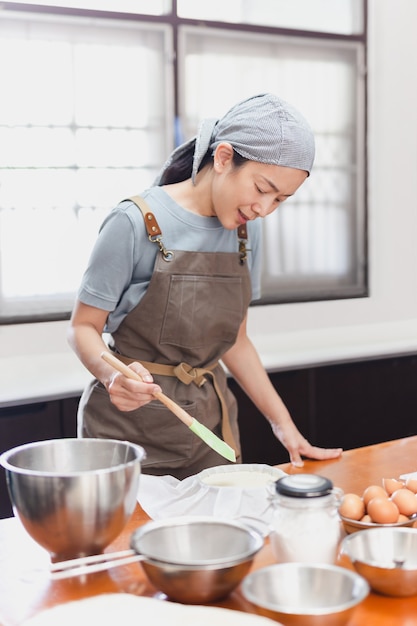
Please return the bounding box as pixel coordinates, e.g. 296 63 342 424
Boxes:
222 315 343 468
68 301 162 412
270 420 343 468
106 362 162 412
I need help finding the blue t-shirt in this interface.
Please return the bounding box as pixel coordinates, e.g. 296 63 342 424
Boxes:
77 186 262 332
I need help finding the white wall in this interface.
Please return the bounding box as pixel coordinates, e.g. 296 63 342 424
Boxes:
1 0 417 403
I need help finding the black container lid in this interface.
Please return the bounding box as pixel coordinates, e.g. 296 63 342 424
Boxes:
275 474 333 498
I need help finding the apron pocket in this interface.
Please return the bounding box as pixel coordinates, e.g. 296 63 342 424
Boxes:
161 275 244 349
128 401 197 470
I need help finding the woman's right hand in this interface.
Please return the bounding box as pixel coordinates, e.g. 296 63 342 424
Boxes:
106 362 162 412
68 301 162 412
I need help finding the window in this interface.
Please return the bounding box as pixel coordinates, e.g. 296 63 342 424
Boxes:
178 27 366 302
0 1 366 322
0 11 173 321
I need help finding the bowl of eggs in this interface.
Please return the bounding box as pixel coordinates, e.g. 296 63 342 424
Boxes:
338 477 417 534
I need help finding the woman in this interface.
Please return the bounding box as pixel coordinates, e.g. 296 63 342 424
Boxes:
68 93 342 478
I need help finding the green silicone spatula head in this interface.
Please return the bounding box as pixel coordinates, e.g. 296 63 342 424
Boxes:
189 419 236 462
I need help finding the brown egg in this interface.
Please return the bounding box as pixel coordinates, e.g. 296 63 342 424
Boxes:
382 477 404 495
360 514 372 523
405 478 417 494
397 514 410 523
390 488 417 516
339 493 365 520
367 497 399 524
363 485 388 507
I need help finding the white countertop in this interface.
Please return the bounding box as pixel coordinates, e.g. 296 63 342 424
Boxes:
255 319 417 371
1 319 416 408
0 352 94 408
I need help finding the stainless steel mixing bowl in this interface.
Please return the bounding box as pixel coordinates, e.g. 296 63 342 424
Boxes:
129 516 264 603
241 563 369 626
340 526 417 596
0 438 145 560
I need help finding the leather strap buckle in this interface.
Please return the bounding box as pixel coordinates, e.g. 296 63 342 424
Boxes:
174 362 207 387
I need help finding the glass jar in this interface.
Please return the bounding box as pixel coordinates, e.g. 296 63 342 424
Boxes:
270 474 343 564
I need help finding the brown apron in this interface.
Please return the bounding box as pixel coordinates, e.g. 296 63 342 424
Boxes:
78 196 252 479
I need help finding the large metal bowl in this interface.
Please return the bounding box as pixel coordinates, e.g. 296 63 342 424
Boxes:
241 563 369 626
130 516 264 603
0 438 145 560
340 527 417 596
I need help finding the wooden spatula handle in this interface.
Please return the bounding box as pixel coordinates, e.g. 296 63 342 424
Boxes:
101 351 193 427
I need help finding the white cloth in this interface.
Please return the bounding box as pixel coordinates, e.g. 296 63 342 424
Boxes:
137 464 287 534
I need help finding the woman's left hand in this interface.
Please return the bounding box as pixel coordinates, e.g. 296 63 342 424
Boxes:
270 420 343 467
222 315 343 468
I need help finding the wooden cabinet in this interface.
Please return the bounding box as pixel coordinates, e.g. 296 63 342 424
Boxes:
228 368 311 466
312 355 417 449
231 354 417 466
0 398 79 519
61 396 79 438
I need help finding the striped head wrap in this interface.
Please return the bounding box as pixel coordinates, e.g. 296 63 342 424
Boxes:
154 93 315 185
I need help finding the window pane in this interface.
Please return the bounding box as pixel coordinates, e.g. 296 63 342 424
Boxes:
73 43 164 127
178 0 364 35
0 170 77 210
0 13 173 320
8 0 172 15
0 128 75 167
178 26 366 302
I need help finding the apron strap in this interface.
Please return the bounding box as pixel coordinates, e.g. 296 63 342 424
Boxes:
128 194 248 264
129 194 161 237
113 352 238 456
128 195 174 261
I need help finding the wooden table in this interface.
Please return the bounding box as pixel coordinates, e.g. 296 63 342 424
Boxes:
1 436 417 625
